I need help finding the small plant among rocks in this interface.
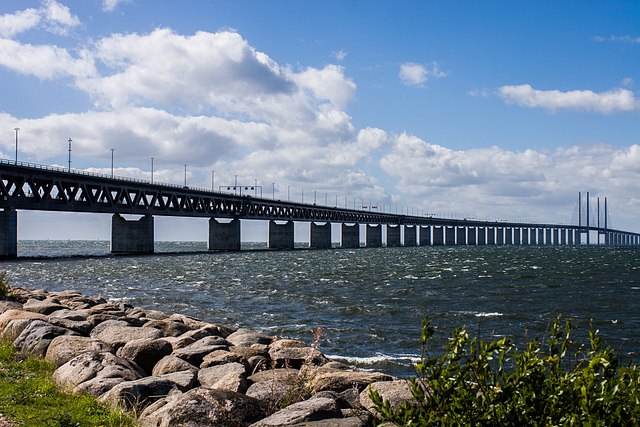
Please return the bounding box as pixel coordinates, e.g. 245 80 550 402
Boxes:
370 316 640 425
0 272 14 299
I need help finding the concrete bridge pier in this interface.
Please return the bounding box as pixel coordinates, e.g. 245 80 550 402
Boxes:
487 227 495 245
456 227 466 245
386 225 401 247
419 226 431 246
111 214 154 254
268 220 294 249
467 227 476 245
208 218 241 251
341 223 359 248
506 228 514 245
433 226 444 245
477 227 486 245
0 208 17 259
404 225 417 246
365 224 382 247
309 222 332 248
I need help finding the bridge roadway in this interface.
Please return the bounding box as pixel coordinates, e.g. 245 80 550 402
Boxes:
0 160 638 257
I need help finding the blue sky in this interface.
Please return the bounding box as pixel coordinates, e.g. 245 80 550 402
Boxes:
1 0 639 240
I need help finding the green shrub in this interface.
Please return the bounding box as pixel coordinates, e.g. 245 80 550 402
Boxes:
0 271 13 298
370 316 640 426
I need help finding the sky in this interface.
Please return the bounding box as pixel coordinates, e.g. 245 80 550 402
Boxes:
0 0 639 241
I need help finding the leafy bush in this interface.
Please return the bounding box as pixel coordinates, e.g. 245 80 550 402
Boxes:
0 271 13 298
370 316 640 426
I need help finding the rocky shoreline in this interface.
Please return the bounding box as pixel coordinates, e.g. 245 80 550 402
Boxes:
0 286 416 426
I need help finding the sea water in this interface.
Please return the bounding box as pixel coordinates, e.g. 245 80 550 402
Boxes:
2 242 639 378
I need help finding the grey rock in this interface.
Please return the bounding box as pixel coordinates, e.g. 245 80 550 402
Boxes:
13 319 78 358
22 298 65 315
92 324 163 350
143 319 191 337
0 309 48 332
1 317 40 341
47 317 93 336
197 362 246 388
116 337 173 375
226 328 274 347
172 336 230 366
246 380 292 406
359 380 419 421
200 349 241 368
45 335 114 367
152 355 199 376
250 397 341 426
138 388 265 427
269 347 330 369
0 300 22 314
89 319 130 338
311 371 394 393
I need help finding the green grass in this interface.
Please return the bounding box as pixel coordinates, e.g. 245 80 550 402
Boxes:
0 340 138 427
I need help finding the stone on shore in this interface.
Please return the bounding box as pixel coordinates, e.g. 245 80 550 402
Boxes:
116 337 173 375
197 362 246 390
0 309 48 333
172 336 231 366
91 324 163 349
250 396 342 426
152 355 200 376
310 370 394 393
22 298 65 315
143 319 191 337
226 328 274 347
13 319 79 358
138 388 266 427
359 380 419 421
0 300 22 314
45 335 114 367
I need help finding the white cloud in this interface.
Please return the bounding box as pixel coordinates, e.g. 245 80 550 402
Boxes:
399 62 447 87
594 35 640 44
102 0 132 12
0 0 80 37
498 84 640 114
333 50 347 61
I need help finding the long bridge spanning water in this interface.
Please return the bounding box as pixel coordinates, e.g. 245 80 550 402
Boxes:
0 160 638 257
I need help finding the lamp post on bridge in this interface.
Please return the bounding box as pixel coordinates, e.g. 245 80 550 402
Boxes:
68 138 72 171
184 164 187 187
151 157 154 183
110 148 115 178
14 128 19 164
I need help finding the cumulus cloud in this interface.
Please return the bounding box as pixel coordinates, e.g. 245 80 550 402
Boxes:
399 61 447 87
498 84 640 114
594 35 640 44
0 0 80 37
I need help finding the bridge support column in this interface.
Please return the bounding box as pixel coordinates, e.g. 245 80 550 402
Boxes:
386 225 401 247
433 226 444 245
575 229 581 244
477 227 486 245
111 214 154 254
568 229 574 245
419 226 431 246
487 228 495 245
561 229 567 245
268 220 294 249
340 223 359 248
208 218 241 251
507 228 515 245
456 227 466 245
467 227 476 245
403 225 416 246
445 227 455 245
0 208 17 259
365 224 382 247
309 222 331 248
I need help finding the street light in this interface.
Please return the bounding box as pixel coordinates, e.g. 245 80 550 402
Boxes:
68 138 72 171
110 148 115 178
151 157 154 183
184 164 187 187
14 128 19 164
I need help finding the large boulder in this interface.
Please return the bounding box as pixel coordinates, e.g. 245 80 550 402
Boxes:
269 347 330 369
0 300 22 314
359 380 419 421
226 328 274 347
92 324 163 350
143 319 191 337
45 335 114 367
100 370 198 411
250 396 342 426
116 338 173 375
200 350 241 368
52 351 145 396
22 298 65 315
13 319 78 358
138 388 265 427
310 370 394 393
1 318 41 341
197 362 247 391
0 309 48 332
172 336 231 366
246 380 292 407
47 316 93 336
152 355 199 377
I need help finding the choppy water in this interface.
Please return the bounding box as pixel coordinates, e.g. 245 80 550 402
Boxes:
3 241 640 378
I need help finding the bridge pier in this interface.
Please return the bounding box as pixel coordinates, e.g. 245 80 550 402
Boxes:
341 223 359 248
111 214 154 254
467 227 476 245
419 226 431 246
0 208 17 259
365 224 382 247
477 227 486 245
487 227 495 245
386 225 401 247
208 218 241 251
433 226 444 245
506 228 513 245
268 220 294 249
404 225 416 246
529 228 537 245
309 222 332 248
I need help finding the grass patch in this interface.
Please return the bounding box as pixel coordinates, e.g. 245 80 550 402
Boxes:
0 340 138 427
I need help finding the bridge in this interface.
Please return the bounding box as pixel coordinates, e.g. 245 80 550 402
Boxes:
0 159 638 257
